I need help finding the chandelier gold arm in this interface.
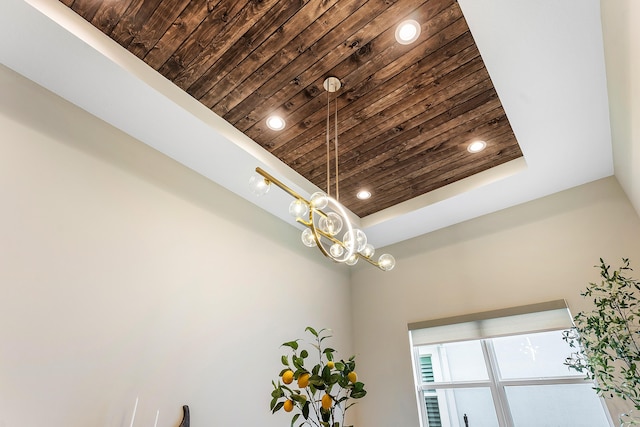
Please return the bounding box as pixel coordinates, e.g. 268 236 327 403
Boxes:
255 167 385 268
255 167 304 201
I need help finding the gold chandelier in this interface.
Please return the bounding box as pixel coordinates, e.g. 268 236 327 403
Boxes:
249 77 395 271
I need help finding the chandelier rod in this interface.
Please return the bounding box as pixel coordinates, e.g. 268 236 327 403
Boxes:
326 85 331 198
324 76 342 201
334 90 339 201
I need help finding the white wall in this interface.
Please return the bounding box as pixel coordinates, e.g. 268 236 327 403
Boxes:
351 176 640 426
602 0 640 216
0 65 353 427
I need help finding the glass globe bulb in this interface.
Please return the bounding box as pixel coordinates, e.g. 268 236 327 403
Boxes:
310 192 328 209
343 229 367 252
360 243 375 258
330 243 344 258
345 253 359 266
319 212 343 236
301 228 317 247
249 174 270 196
289 199 309 219
378 254 396 271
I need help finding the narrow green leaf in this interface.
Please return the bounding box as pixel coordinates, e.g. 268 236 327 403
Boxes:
291 394 307 403
282 340 299 350
302 401 310 419
322 365 331 382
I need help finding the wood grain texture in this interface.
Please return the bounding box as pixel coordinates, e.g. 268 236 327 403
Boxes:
62 0 523 218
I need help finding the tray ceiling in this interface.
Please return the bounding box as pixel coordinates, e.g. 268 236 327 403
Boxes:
60 0 522 217
0 0 613 248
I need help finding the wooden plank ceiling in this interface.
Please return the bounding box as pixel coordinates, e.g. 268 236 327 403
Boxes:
61 0 522 218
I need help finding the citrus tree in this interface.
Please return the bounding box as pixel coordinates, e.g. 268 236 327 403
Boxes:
270 327 366 427
563 258 640 423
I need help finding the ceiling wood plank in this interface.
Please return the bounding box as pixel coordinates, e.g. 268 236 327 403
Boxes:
227 0 450 130
267 19 474 160
127 0 193 59
142 1 220 69
90 0 135 35
157 0 253 82
290 60 492 176
309 107 511 210
70 0 105 23
184 1 310 100
203 0 370 113
108 0 165 48
171 0 283 91
311 91 505 189
261 18 470 163
194 0 342 108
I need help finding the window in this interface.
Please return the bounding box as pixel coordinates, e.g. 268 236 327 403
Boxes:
409 301 613 427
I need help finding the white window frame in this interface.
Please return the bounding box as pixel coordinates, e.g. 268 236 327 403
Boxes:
409 301 614 427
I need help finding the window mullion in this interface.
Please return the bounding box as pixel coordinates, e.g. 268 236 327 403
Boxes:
481 339 513 427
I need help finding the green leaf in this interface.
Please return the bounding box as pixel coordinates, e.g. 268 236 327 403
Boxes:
291 394 307 403
309 374 325 387
329 373 342 385
351 389 367 399
282 355 289 366
300 349 309 358
282 340 299 350
293 356 305 370
302 401 310 419
305 326 319 337
272 401 284 413
291 413 301 427
322 365 331 382
270 396 278 410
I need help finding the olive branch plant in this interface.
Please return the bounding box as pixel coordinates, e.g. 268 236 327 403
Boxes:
563 258 640 425
270 327 366 427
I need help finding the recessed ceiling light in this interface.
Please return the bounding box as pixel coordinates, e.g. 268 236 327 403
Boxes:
357 190 372 200
467 140 487 153
395 20 421 45
266 115 285 131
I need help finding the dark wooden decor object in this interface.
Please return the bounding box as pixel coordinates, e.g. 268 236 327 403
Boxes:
178 405 190 427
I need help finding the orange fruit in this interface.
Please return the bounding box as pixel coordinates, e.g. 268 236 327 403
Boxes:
282 370 294 384
321 394 332 410
327 361 335 369
297 372 310 388
283 400 294 412
347 371 357 383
